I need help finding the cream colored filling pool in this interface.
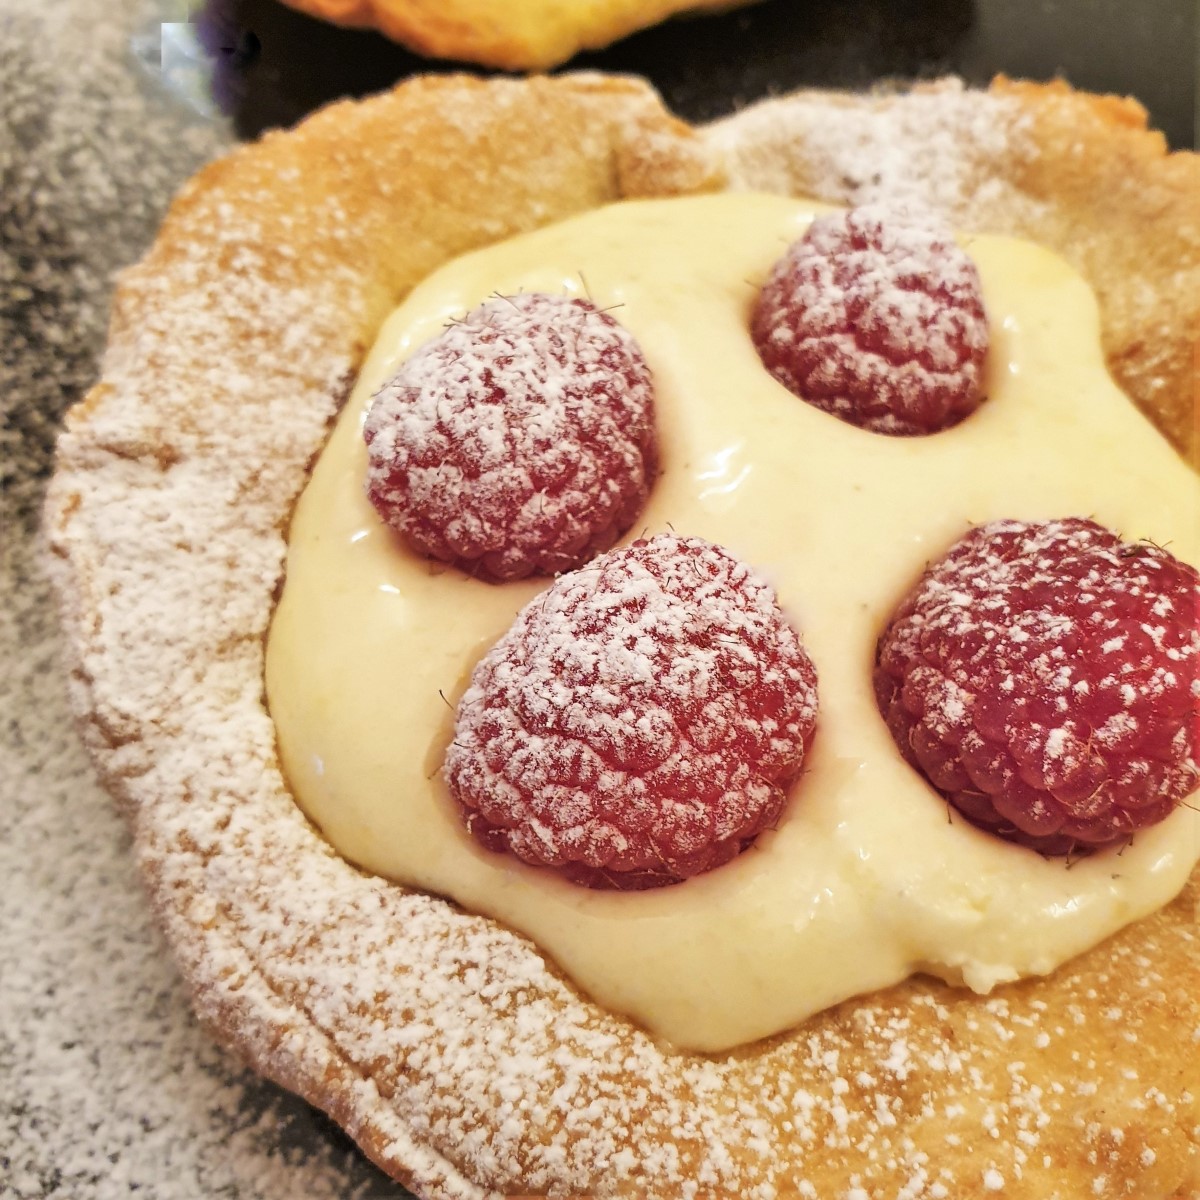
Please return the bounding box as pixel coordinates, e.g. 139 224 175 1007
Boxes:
266 193 1200 1052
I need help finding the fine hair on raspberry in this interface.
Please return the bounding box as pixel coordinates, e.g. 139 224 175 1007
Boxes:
751 204 989 436
445 533 820 889
874 517 1200 855
363 291 657 581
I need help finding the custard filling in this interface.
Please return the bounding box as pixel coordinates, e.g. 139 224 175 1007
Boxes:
266 193 1200 1053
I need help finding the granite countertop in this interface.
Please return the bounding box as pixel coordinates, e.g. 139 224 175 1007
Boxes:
0 1 1192 1197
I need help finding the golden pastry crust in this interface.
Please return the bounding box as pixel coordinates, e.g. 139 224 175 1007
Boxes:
45 74 1199 1200
276 0 761 70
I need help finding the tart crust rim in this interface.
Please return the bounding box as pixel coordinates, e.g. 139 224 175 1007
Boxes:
44 72 1200 1200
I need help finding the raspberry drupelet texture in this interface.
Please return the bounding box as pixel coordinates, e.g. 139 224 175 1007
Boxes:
363 292 657 582
751 205 989 435
875 518 1200 854
445 533 820 889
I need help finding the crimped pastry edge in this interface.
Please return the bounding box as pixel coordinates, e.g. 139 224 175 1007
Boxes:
45 73 1200 1200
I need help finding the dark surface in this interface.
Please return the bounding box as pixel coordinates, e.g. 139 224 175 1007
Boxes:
199 0 1196 146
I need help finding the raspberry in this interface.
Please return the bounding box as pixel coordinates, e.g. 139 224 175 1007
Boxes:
750 205 989 435
874 518 1200 854
363 292 657 582
445 533 819 889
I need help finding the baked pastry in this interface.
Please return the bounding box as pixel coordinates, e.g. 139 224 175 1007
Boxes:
45 73 1200 1199
275 0 761 69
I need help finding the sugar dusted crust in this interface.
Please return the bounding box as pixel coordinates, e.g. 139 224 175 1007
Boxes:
276 0 761 70
45 74 1200 1199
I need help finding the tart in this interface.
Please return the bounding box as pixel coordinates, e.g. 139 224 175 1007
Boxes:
273 0 761 70
45 74 1200 1199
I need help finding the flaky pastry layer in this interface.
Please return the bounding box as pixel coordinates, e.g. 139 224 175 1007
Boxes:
46 74 1199 1199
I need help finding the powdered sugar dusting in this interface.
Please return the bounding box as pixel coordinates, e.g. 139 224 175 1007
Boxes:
751 204 989 434
363 292 656 581
876 518 1200 853
709 80 1042 229
446 533 818 888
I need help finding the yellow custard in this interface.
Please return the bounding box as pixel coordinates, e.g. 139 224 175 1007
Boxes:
266 193 1200 1053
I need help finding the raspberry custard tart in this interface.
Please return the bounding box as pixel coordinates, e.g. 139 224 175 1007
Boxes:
47 74 1200 1199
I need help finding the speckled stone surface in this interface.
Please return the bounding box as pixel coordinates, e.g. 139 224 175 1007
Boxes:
0 2 401 1195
